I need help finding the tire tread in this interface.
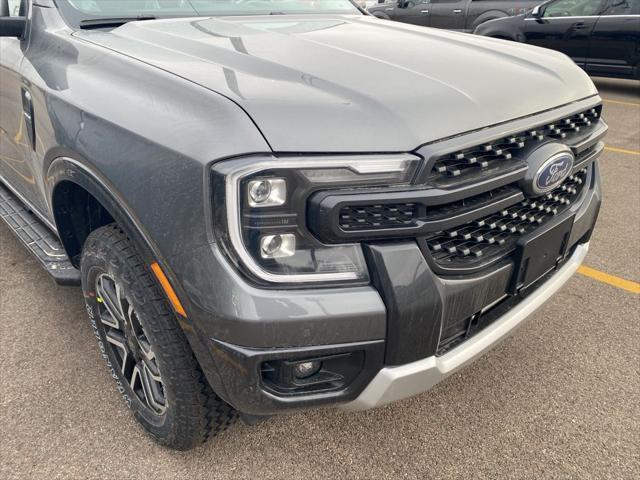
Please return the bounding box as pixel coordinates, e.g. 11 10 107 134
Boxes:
81 224 236 450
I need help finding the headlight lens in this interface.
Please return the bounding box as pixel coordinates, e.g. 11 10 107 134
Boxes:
212 154 421 285
247 178 286 207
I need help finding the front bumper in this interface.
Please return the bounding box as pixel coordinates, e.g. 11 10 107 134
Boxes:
341 241 589 411
176 159 601 416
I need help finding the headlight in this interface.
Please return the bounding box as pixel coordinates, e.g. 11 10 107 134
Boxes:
211 154 421 285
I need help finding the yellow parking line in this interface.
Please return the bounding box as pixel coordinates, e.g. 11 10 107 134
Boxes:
602 98 640 107
604 146 640 156
578 266 640 294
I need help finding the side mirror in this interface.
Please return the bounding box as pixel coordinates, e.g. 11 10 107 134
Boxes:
530 5 544 18
0 17 26 37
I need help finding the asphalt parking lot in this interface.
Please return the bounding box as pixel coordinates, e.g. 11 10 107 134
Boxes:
1 77 639 480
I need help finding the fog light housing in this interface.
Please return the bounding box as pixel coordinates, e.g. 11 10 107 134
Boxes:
260 234 296 259
293 360 322 379
260 351 365 396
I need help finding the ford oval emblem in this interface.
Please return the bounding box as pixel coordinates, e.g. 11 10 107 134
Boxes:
533 152 574 194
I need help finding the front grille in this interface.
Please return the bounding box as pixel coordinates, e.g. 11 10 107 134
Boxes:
309 102 604 275
425 168 588 268
430 107 601 181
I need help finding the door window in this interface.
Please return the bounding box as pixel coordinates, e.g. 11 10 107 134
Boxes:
397 0 429 8
543 0 603 17
7 0 24 16
602 0 640 14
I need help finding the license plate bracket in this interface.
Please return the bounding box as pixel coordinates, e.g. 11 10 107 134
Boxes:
509 213 575 294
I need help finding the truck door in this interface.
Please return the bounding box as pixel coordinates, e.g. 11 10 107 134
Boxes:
0 0 42 210
522 0 606 67
429 0 468 31
394 0 432 27
586 0 640 78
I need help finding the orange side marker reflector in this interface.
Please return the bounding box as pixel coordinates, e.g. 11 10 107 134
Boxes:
150 262 188 317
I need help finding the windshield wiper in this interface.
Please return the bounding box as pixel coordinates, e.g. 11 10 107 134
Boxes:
79 15 157 30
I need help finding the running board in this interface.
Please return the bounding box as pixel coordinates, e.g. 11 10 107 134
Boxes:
0 182 81 286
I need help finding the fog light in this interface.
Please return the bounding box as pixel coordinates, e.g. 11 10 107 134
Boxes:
294 360 322 379
248 178 286 207
260 234 295 259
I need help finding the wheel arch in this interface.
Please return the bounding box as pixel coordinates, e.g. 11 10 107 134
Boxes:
46 153 231 404
470 10 510 32
47 155 157 270
51 179 115 265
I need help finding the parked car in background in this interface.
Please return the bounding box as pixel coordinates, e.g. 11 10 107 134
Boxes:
475 0 640 79
368 0 539 32
357 0 380 9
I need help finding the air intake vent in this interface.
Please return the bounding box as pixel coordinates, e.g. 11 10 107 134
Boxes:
339 203 418 231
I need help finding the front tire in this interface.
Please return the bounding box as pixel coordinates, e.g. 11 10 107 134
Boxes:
81 224 236 450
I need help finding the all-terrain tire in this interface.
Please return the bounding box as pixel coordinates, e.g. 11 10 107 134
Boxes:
81 224 236 450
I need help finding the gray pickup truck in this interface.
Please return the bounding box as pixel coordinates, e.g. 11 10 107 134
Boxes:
0 0 605 451
369 0 539 32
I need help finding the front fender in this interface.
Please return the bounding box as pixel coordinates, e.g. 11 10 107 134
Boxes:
470 10 510 32
22 4 271 407
24 4 271 261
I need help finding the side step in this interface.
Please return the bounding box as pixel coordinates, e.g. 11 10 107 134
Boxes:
0 182 81 286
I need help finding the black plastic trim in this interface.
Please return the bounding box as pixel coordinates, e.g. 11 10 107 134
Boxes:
0 180 80 286
209 338 385 415
568 121 608 159
308 168 527 243
364 242 443 365
572 140 604 173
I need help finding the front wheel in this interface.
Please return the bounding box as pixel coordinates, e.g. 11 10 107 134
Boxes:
81 224 236 450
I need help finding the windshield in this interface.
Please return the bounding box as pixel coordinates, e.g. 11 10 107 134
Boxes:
56 0 361 26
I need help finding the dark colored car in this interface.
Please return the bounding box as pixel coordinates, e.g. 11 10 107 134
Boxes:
1 0 606 450
475 0 640 79
368 0 539 32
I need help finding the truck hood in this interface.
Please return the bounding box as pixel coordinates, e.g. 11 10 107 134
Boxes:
75 14 598 152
